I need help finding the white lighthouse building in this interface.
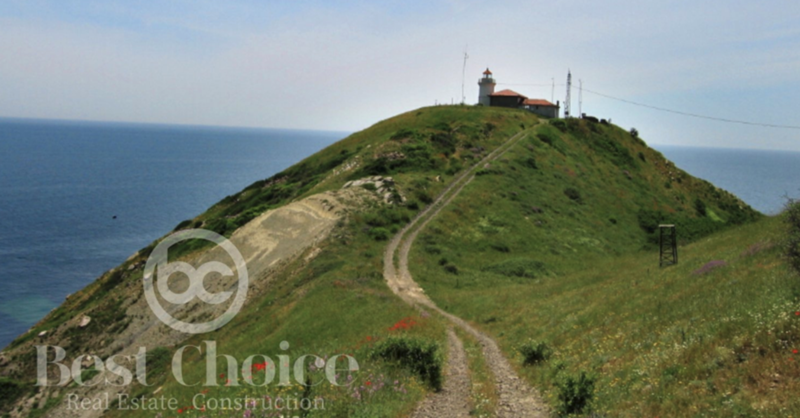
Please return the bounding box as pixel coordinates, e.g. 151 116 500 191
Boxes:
477 68 496 106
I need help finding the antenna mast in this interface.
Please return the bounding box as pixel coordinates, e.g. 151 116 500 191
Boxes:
579 79 583 117
461 48 469 104
565 70 572 118
551 78 555 103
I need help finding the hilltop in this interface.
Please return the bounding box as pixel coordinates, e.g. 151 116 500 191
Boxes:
2 105 798 418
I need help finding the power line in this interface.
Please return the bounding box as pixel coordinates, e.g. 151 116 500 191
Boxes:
497 83 564 87
582 87 800 130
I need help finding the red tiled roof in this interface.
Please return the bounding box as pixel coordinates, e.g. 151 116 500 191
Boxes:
490 89 527 98
483 68 492 75
522 98 558 107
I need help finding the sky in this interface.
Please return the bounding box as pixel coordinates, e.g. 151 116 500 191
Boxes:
1 0 800 151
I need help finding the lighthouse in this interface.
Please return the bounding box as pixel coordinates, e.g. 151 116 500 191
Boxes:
478 68 496 106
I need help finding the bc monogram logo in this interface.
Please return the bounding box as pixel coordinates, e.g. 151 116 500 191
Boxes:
143 229 248 334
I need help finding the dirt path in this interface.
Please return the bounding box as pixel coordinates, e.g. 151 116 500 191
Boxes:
411 328 471 418
384 129 550 417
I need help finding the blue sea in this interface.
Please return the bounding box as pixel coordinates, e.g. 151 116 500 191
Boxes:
0 119 344 348
1 120 799 349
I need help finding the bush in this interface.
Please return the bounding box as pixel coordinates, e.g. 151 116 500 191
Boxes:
444 264 459 275
371 336 443 390
173 219 192 231
551 119 568 133
369 227 390 241
482 258 545 279
0 378 25 410
694 198 707 217
564 188 582 204
785 199 800 275
518 340 551 365
490 242 511 253
523 157 538 170
556 371 595 416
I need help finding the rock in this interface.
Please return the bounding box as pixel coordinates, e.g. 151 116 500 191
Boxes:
79 315 92 328
38 330 48 337
0 353 7 366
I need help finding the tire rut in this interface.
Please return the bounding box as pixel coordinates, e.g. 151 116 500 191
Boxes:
411 328 471 418
384 128 550 417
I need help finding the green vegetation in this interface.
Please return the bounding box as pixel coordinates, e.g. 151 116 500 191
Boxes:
518 339 551 365
785 198 800 275
555 371 595 416
4 106 796 417
371 335 444 390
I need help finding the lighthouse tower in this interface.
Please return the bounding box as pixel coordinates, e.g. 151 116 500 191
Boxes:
478 68 496 106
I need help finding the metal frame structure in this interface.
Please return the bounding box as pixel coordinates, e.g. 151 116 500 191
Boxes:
659 224 678 267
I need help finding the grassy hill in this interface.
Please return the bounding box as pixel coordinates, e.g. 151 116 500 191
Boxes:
2 105 797 418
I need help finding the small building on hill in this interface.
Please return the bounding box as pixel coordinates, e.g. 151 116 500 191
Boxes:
478 69 560 118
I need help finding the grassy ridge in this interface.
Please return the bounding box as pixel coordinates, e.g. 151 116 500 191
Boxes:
409 118 800 415
5 106 792 418
4 106 543 418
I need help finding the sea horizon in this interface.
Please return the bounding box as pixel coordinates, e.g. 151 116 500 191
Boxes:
1 117 799 348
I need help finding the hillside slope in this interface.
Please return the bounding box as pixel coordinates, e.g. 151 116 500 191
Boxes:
1 106 783 418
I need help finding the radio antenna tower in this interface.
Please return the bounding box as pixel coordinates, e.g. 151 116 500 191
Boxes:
461 47 469 104
564 70 572 118
579 79 583 116
551 78 555 103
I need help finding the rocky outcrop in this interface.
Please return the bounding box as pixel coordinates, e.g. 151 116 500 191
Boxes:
343 176 406 204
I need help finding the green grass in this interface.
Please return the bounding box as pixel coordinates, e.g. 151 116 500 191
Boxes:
409 133 799 417
4 106 792 417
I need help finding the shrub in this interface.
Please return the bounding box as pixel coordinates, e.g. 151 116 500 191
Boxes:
490 242 511 253
551 119 568 133
371 336 443 390
416 190 433 204
361 183 377 192
369 227 390 241
556 371 595 416
629 128 639 139
482 258 545 279
523 157 538 170
518 340 551 365
444 264 459 275
694 198 707 217
173 219 192 231
538 131 557 146
785 199 800 275
564 187 582 204
0 378 24 410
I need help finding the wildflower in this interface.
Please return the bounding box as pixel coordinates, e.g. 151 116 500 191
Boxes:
794 349 799 354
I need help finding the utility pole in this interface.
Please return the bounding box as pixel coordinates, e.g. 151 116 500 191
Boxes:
564 70 572 118
461 48 469 104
